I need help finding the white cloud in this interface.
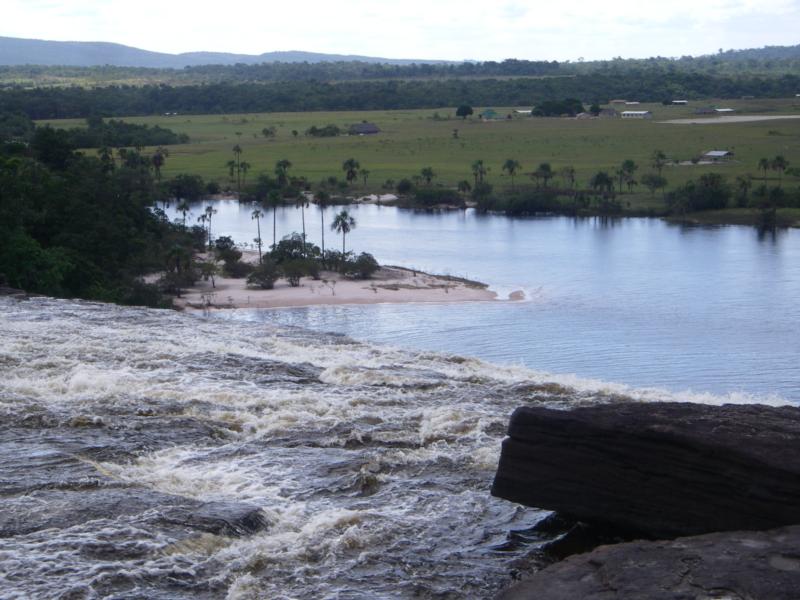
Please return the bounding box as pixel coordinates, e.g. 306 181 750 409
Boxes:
1 0 797 60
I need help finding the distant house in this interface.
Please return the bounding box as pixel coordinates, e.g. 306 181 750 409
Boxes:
513 109 532 116
625 101 641 105
703 150 734 162
621 111 653 119
598 108 619 118
479 109 500 121
715 108 735 114
610 99 627 104
671 100 688 105
349 123 380 135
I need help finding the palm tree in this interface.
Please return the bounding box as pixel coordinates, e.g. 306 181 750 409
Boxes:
314 189 331 258
232 145 243 193
226 160 236 182
758 157 770 183
420 167 436 185
651 150 667 177
98 146 115 172
620 159 637 193
342 158 360 185
177 200 190 226
331 210 356 255
197 213 208 245
534 163 554 188
559 165 576 189
266 190 282 249
275 159 292 187
240 161 251 186
251 209 264 264
457 180 472 197
771 155 789 187
151 146 169 179
471 159 486 186
204 205 218 245
295 193 309 256
589 171 614 195
361 169 371 187
502 159 521 189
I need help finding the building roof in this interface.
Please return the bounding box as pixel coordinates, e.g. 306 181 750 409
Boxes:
349 123 380 135
621 111 652 115
715 108 735 113
704 150 734 157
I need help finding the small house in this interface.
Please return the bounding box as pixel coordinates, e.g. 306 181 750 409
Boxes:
513 109 532 116
715 108 735 114
479 109 500 121
621 111 653 119
625 101 641 105
610 99 627 104
598 108 619 118
671 100 688 105
703 150 734 162
349 123 381 135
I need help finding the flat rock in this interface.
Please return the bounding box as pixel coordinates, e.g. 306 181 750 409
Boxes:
498 525 800 600
491 402 800 538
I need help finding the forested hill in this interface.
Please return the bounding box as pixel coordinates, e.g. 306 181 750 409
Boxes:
0 36 448 68
1 70 799 120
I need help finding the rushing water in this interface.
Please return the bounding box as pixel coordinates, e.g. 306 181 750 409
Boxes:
171 201 800 403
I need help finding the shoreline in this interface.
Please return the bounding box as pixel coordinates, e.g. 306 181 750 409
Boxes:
175 264 510 311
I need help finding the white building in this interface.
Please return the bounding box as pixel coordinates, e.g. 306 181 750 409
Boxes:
621 111 653 119
671 100 688 105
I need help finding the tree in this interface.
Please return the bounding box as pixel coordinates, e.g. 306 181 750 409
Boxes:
177 200 190 226
589 171 614 195
651 150 667 177
247 258 279 289
331 209 356 255
251 208 264 264
457 180 472 197
533 163 553 188
295 193 309 256
232 144 243 193
420 166 436 185
456 105 474 119
619 159 638 193
502 159 521 189
275 158 292 187
559 165 576 189
641 173 667 197
735 175 752 207
265 189 282 248
151 146 168 179
771 155 789 187
471 159 486 186
758 157 770 182
342 158 360 185
240 161 251 186
361 168 371 187
203 205 217 246
226 159 236 181
314 189 331 258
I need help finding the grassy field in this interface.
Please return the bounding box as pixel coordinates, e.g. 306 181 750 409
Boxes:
40 97 800 199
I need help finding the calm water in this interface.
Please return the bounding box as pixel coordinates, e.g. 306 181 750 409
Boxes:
171 200 800 403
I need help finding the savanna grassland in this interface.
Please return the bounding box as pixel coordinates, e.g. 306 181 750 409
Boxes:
40 98 800 201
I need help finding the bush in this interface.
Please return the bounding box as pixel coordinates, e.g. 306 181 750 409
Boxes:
282 259 306 287
223 260 254 278
247 259 279 289
412 187 465 208
349 253 379 279
205 181 221 195
214 236 243 265
396 178 415 194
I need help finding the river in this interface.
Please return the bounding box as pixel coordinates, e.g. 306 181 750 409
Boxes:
172 200 800 403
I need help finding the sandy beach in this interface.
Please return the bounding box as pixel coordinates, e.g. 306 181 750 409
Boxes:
175 264 501 311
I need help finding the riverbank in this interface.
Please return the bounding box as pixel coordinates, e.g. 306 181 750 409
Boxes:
175 264 502 311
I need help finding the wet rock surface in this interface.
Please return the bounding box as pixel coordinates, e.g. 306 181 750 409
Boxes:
492 402 800 538
498 525 800 600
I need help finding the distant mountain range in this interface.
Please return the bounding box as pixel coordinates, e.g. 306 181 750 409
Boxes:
0 36 450 67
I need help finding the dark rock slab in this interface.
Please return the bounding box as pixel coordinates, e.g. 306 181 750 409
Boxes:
497 525 800 600
492 402 800 538
160 500 269 536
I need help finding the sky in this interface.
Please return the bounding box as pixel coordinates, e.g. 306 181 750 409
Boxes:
2 0 799 61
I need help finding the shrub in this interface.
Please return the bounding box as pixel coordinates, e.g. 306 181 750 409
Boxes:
413 187 465 207
396 178 415 194
223 260 254 278
247 259 279 289
282 259 306 287
349 252 379 279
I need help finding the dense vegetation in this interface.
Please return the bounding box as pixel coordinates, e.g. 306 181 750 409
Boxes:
63 115 189 148
2 69 799 120
0 129 199 306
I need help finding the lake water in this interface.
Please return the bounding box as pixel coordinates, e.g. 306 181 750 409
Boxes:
171 200 800 403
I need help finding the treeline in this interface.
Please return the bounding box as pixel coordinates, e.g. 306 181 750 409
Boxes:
0 130 200 306
2 70 799 119
63 116 188 148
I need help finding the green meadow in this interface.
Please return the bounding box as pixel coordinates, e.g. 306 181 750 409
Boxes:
41 97 800 196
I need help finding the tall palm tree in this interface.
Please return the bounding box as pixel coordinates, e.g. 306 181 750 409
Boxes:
534 163 554 188
361 169 371 187
651 150 667 177
232 145 243 193
757 157 770 183
471 159 486 186
240 161 251 186
151 146 168 179
177 200 190 226
197 213 208 245
314 189 331 258
251 209 264 264
331 210 356 255
295 193 309 256
266 190 282 249
502 159 521 189
226 160 236 182
204 205 218 246
771 155 789 187
559 165 576 189
275 159 292 187
342 158 360 185
420 167 436 185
